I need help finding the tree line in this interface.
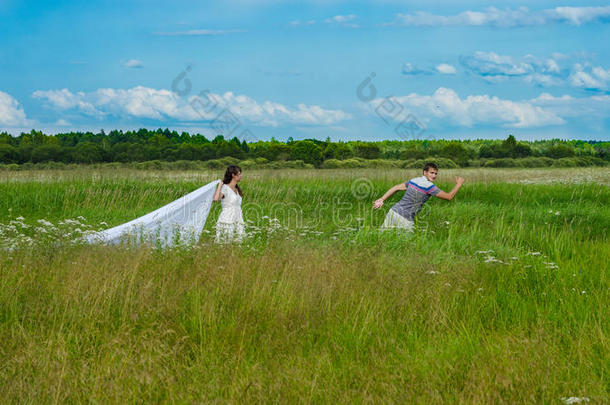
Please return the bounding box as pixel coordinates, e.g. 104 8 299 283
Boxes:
0 129 608 167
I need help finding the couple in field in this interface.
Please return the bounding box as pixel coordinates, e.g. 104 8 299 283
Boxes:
212 162 465 243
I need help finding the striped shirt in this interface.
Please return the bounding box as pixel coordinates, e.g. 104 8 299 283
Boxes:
391 176 441 221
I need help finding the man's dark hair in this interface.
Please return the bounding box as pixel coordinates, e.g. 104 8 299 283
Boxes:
423 162 438 172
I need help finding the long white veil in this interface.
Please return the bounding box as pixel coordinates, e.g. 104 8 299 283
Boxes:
86 180 220 247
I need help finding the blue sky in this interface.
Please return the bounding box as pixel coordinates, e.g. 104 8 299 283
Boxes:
1 0 610 141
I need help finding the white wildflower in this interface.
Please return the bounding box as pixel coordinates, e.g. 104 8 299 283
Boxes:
37 219 54 227
561 397 590 404
484 256 505 264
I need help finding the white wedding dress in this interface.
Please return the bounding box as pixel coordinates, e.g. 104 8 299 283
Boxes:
86 180 219 247
215 184 246 243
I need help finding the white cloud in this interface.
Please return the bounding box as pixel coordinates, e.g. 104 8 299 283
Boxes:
123 59 144 69
55 119 70 126
458 51 610 89
33 88 102 116
550 6 610 25
290 14 358 28
592 66 610 81
32 86 351 127
531 92 610 120
545 59 561 74
460 51 533 77
0 91 30 126
391 6 610 27
569 63 610 90
153 29 245 36
289 19 315 27
324 14 358 28
325 14 356 23
401 62 432 75
523 73 562 87
375 87 565 128
436 63 456 74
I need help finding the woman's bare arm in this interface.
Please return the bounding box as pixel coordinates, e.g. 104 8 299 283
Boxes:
212 180 224 202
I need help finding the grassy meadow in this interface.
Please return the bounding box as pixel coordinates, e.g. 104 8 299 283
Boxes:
0 167 608 403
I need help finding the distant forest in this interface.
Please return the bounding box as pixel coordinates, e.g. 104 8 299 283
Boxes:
1 129 608 169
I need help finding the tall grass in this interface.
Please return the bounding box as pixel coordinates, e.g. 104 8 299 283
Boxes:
0 168 608 403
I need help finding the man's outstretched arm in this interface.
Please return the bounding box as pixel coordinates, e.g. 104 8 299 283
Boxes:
436 177 464 201
373 183 407 209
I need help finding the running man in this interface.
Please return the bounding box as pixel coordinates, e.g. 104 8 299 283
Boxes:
373 163 464 231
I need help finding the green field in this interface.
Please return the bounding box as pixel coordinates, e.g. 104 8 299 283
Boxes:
1 167 608 403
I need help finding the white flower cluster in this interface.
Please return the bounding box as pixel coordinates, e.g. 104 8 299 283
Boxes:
475 249 560 270
0 216 107 251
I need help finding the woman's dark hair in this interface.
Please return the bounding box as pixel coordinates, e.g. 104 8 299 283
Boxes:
222 165 243 196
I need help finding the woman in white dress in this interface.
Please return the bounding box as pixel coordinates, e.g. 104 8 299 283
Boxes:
213 165 246 243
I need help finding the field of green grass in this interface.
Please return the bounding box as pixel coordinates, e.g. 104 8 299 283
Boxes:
1 167 608 403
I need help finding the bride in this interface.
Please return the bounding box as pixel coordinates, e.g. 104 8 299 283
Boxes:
213 165 246 243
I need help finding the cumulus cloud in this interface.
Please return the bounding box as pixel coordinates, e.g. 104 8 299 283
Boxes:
32 86 351 127
33 88 102 116
436 63 456 74
569 63 610 90
123 59 144 69
375 87 565 128
0 91 30 126
391 6 610 27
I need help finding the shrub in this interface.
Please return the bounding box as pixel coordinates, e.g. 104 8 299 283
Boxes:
320 159 342 169
552 158 579 168
518 157 554 167
403 158 459 169
483 158 523 168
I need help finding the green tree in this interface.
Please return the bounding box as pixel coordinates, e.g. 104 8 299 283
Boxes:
31 144 64 163
546 144 575 159
290 140 322 166
353 142 381 159
72 142 104 163
0 144 18 163
440 142 470 166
